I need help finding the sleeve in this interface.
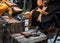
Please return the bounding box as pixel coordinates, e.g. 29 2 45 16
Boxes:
53 14 60 28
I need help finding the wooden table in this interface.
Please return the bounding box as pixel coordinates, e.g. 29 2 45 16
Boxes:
10 30 47 43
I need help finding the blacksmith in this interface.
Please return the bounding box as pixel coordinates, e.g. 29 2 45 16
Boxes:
28 0 60 33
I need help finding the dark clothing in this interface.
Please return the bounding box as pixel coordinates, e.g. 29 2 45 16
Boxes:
32 4 60 30
30 0 37 10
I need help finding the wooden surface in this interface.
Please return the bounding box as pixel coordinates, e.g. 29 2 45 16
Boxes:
1 16 20 23
11 30 47 43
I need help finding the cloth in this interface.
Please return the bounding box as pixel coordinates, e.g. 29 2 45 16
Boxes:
31 3 60 30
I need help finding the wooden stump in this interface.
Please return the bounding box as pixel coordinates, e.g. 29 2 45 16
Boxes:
0 16 24 34
0 16 25 43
